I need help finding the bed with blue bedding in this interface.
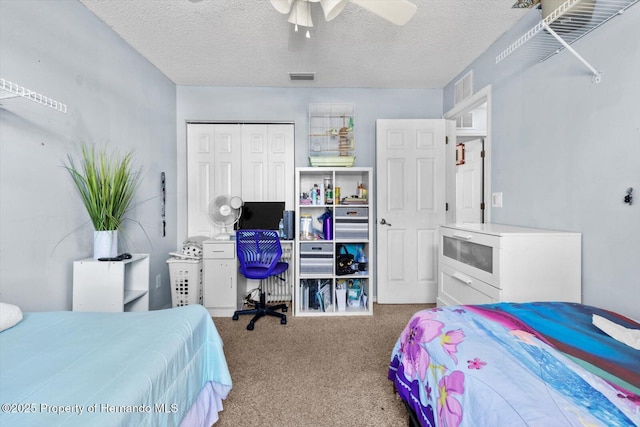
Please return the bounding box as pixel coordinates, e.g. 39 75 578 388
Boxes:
388 302 640 426
0 304 232 426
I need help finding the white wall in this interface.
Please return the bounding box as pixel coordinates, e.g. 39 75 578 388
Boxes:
0 0 177 311
444 6 640 319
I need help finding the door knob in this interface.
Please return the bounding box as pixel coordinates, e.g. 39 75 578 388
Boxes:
379 218 392 226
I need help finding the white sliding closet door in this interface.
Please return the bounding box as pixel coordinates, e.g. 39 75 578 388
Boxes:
186 123 294 238
241 124 295 211
186 124 242 237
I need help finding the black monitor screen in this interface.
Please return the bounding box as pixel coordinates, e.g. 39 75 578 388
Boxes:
238 201 285 231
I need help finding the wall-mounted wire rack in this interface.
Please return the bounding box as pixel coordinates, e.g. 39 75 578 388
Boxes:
496 0 639 83
0 78 67 113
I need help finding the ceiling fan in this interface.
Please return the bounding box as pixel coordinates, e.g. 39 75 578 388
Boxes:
271 0 418 29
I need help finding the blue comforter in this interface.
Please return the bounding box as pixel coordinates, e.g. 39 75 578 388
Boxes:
0 305 232 426
388 302 640 427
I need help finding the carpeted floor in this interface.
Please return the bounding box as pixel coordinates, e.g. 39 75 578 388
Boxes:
211 302 433 426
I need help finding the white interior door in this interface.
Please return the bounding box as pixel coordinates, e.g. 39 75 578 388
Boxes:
456 138 484 223
376 119 447 304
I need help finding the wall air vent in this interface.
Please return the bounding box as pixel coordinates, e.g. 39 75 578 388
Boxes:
289 72 316 81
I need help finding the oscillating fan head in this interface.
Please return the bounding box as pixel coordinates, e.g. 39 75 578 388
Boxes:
208 195 243 239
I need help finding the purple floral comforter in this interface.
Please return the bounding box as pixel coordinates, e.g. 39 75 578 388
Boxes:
388 302 640 427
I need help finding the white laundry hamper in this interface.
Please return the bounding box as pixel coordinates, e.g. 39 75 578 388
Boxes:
166 257 203 307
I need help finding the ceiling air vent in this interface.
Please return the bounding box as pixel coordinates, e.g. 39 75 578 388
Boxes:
289 72 316 81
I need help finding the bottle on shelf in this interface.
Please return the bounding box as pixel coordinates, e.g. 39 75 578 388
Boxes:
357 182 365 199
278 218 285 238
325 183 333 205
300 214 313 240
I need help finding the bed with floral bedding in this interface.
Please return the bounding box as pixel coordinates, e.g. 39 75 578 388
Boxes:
388 302 640 427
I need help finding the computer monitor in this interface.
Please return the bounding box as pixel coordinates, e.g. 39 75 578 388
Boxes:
237 201 285 231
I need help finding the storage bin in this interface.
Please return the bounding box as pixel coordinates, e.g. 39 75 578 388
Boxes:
166 258 203 307
299 242 333 274
335 207 368 239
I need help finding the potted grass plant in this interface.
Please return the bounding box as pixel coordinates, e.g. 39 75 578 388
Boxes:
65 144 140 259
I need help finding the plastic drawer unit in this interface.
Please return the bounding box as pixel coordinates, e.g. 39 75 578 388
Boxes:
299 242 333 274
335 207 368 239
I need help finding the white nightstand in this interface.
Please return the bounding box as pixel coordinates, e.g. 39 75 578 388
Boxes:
72 254 150 312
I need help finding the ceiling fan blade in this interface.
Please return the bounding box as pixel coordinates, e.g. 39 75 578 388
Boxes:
350 0 417 26
320 0 349 21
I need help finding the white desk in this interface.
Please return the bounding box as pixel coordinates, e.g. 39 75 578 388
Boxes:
202 240 294 317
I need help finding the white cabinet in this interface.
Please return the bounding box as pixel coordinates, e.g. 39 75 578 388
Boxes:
294 167 373 316
202 240 295 317
437 224 581 307
202 241 238 317
72 254 149 312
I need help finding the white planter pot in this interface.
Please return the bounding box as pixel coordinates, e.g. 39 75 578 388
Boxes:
94 230 118 259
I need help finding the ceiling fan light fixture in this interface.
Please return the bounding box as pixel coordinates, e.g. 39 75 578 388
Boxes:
287 0 314 27
319 0 349 21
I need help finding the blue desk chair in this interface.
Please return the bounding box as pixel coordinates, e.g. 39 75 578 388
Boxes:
232 230 288 330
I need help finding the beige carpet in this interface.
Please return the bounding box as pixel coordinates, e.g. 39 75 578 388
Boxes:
212 303 433 427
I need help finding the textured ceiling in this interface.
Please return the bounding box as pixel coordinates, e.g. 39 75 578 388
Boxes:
79 0 529 89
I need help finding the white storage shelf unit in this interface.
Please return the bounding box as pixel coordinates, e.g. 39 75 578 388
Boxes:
295 167 373 317
72 254 149 312
437 224 581 307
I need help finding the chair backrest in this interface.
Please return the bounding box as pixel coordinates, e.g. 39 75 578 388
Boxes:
236 229 283 277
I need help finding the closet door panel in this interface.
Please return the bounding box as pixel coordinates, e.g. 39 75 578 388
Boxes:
187 124 241 237
242 125 268 202
268 124 295 210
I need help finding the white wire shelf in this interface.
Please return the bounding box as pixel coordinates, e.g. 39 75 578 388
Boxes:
0 78 67 113
496 0 639 82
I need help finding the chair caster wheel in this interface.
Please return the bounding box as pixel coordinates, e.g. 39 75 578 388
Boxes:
280 318 287 325
247 322 254 331
232 314 239 321
282 307 288 313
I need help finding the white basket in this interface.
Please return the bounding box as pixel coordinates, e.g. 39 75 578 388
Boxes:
166 258 203 307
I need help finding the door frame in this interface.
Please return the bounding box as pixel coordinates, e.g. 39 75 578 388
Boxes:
443 85 492 224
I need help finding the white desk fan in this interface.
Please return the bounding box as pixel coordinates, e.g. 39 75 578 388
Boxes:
208 195 243 240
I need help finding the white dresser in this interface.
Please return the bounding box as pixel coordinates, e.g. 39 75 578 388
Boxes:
437 224 581 307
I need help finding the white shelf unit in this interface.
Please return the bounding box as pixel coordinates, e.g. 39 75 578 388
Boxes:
72 254 149 312
496 0 638 83
0 78 67 113
294 167 373 316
